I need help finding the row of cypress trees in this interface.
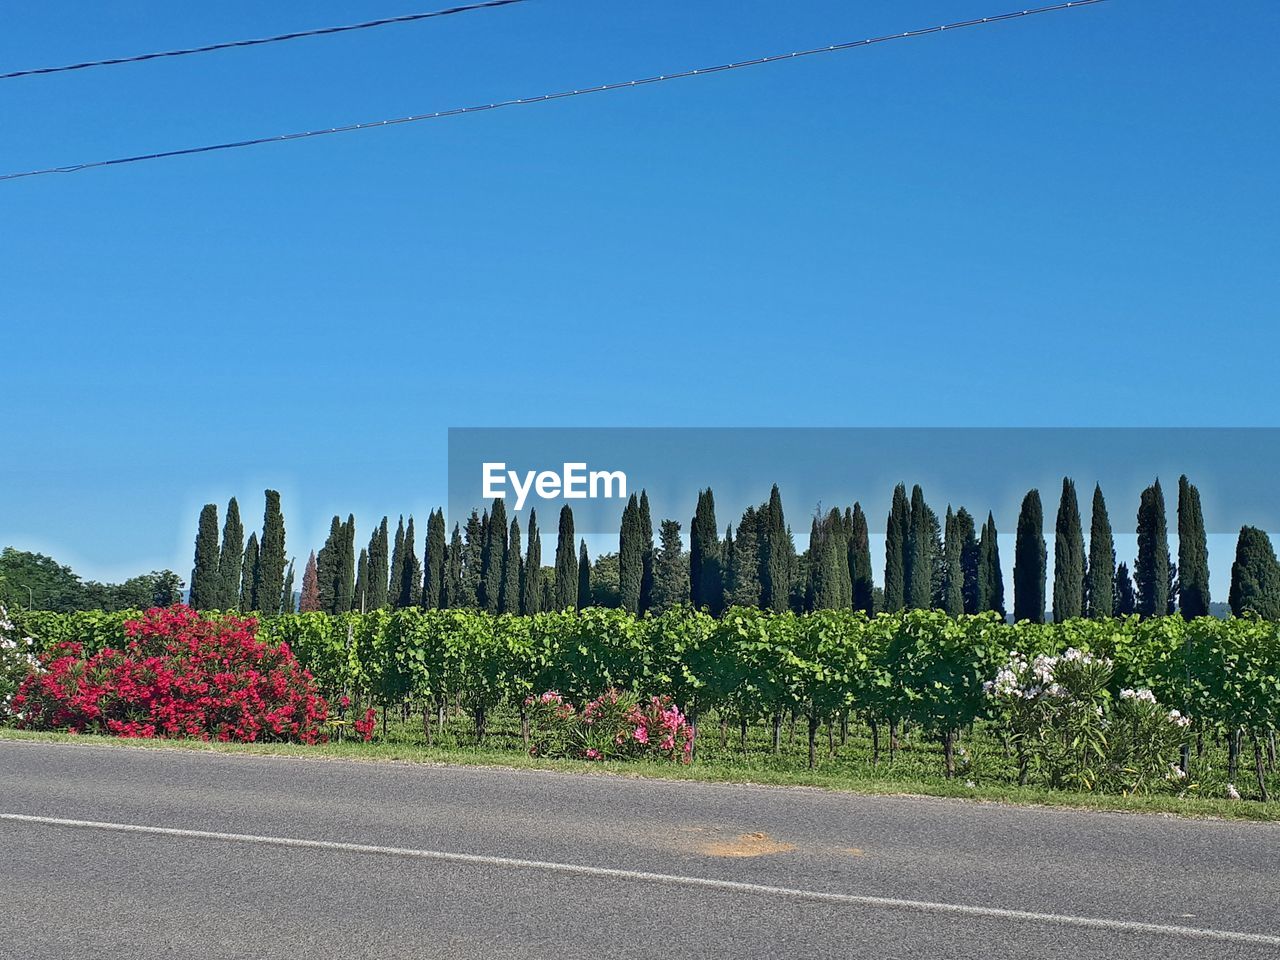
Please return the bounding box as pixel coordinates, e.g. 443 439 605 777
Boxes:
189 491 293 614
191 476 1280 621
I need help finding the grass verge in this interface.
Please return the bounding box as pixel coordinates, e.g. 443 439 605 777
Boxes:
4 727 1278 823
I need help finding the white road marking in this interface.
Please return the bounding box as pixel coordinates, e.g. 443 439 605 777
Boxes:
3 811 1277 947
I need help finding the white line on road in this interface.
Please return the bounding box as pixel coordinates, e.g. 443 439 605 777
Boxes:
3 811 1277 947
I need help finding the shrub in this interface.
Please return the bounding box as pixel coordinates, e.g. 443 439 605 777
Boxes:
525 688 693 764
13 605 330 743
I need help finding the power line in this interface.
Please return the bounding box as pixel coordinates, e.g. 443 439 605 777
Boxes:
0 1 1111 183
0 0 529 81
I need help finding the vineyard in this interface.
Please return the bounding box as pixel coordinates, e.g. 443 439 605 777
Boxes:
5 604 1280 804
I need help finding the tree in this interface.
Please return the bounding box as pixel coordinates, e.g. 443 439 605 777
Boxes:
618 494 643 615
500 517 522 614
1229 526 1280 620
460 511 484 608
103 571 185 610
388 517 406 609
956 507 979 615
806 509 850 611
726 508 761 607
423 509 447 610
334 515 357 613
299 551 320 612
977 512 1005 618
1086 484 1115 619
258 490 287 616
445 523 465 609
760 485 796 612
281 559 296 614
1178 475 1211 618
189 503 221 610
316 516 341 614
941 507 964 616
1114 561 1137 616
399 516 422 609
217 497 244 610
520 509 542 615
1052 478 1086 622
1013 490 1046 623
847 502 875 614
639 490 655 614
480 499 507 613
885 483 909 612
578 540 592 610
690 488 722 614
240 533 261 611
651 519 689 613
1135 480 1171 617
553 505 578 610
354 549 369 612
367 517 390 610
905 485 934 610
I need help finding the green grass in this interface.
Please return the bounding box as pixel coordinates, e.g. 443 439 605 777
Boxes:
6 711 1280 823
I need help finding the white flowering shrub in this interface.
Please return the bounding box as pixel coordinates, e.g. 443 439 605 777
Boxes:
985 648 1191 794
0 604 39 720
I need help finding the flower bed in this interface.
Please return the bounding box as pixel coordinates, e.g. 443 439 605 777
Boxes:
526 689 693 763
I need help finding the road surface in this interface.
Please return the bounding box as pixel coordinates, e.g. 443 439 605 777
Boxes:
2 739 1277 959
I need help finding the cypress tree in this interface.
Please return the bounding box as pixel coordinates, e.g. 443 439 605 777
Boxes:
500 517 521 614
336 515 356 613
1114 561 1137 615
520 509 542 615
300 550 320 612
388 517 406 609
885 483 909 612
354 549 369 612
941 506 964 616
1178 475 1210 618
424 510 447 610
445 523 465 609
400 516 422 609
367 518 390 610
1052 478 1086 622
316 516 341 614
540 570 556 612
689 489 723 614
240 533 260 611
639 490 655 614
217 497 245 610
760 485 795 612
461 510 484 608
1013 490 1046 623
577 539 591 610
1135 479 1171 617
190 503 221 610
1086 484 1115 619
258 490 286 616
652 519 689 613
957 507 979 615
849 502 875 614
977 512 1005 619
727 508 761 607
905 485 934 610
281 559 295 614
1229 526 1280 620
807 510 849 611
480 500 507 613
618 494 642 615
553 506 578 610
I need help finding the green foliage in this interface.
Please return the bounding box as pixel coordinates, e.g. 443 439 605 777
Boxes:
553 506 577 611
240 533 260 612
1136 479 1172 617
1052 478 1085 622
258 490 287 616
1087 484 1114 618
1014 490 1046 623
651 519 689 614
884 484 908 613
217 497 244 611
618 494 642 615
190 504 221 610
690 488 722 614
1177 476 1210 619
1229 526 1280 620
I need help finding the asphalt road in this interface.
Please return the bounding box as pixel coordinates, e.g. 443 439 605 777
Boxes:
2 740 1277 959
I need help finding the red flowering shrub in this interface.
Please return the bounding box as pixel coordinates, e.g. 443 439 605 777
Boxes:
12 605 330 744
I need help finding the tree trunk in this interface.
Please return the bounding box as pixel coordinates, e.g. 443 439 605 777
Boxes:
1254 733 1269 802
889 720 899 763
739 719 748 755
840 712 849 747
788 713 797 747
1228 728 1240 788
943 730 955 779
771 712 782 754
871 719 880 765
807 713 819 770
827 721 835 757
422 705 432 747
520 703 530 751
381 704 387 736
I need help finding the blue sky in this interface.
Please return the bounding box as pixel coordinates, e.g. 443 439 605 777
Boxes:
2 0 1278 596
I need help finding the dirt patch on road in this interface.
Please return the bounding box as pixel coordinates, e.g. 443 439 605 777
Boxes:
698 831 796 858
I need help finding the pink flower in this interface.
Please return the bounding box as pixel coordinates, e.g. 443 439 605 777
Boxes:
634 725 649 744
586 748 602 761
